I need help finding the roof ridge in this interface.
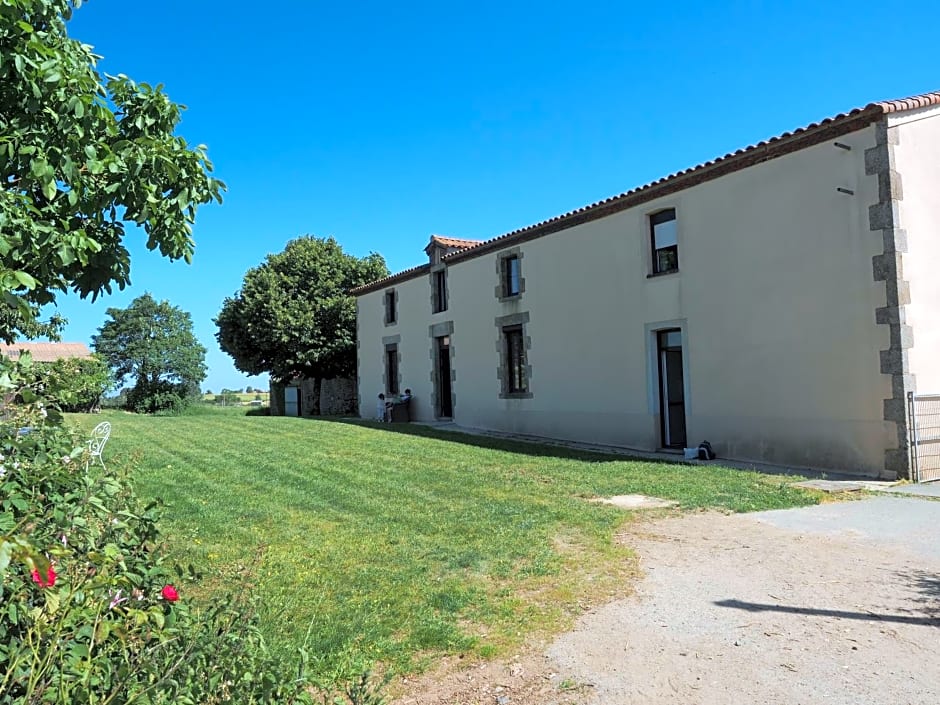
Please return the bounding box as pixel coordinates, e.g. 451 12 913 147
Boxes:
430 234 483 246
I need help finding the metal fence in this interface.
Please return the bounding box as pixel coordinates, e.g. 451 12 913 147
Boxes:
909 393 940 483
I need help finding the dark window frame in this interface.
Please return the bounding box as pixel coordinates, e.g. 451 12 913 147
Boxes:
432 269 448 313
495 249 525 301
504 255 521 297
650 208 679 275
504 325 527 394
384 343 399 395
384 289 397 325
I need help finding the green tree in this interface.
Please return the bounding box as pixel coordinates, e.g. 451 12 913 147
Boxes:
0 0 224 342
92 293 206 413
35 354 112 411
215 236 388 414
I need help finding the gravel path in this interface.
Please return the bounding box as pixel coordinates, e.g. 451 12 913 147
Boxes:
396 497 940 704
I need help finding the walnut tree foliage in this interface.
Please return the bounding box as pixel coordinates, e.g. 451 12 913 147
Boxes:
0 0 224 341
92 293 207 413
215 236 388 413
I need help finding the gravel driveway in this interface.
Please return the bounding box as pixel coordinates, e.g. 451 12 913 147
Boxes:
396 496 940 704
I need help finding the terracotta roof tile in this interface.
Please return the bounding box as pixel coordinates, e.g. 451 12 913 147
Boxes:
871 90 940 114
429 235 483 249
0 342 93 363
352 88 940 295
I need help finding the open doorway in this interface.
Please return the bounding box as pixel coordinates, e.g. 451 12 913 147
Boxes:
436 335 453 418
657 329 686 448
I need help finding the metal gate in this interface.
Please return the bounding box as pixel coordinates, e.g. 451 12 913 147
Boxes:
908 392 940 482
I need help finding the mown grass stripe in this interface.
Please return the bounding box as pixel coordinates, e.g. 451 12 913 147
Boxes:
68 408 819 676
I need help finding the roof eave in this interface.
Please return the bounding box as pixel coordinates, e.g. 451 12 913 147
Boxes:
353 89 940 295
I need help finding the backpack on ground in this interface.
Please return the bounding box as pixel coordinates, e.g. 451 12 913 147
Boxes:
697 440 716 461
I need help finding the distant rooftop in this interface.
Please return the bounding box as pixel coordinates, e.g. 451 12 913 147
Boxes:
0 342 93 363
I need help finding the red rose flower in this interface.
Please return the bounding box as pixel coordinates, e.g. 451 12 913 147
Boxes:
31 566 57 588
161 584 179 602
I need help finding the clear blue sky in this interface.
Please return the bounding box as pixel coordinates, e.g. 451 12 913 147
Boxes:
46 0 940 392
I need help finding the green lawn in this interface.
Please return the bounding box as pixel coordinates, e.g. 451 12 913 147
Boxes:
70 409 819 677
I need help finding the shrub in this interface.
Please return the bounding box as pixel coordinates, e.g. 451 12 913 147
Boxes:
126 380 192 415
32 356 112 413
0 356 384 703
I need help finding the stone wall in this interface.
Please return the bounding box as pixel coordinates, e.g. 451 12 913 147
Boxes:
269 377 358 417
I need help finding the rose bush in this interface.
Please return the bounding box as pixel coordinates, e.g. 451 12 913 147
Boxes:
0 354 386 704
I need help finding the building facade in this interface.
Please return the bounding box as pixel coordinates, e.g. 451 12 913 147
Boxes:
353 91 940 479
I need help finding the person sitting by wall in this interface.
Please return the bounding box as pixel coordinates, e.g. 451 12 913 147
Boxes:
389 388 413 423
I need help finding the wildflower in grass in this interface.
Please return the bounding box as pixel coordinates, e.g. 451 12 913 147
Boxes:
108 589 128 610
161 584 179 602
31 565 57 588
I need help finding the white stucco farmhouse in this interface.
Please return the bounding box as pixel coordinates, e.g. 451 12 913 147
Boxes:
353 90 940 479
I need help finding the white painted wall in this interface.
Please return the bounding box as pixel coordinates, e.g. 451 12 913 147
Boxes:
357 121 912 476
892 106 940 394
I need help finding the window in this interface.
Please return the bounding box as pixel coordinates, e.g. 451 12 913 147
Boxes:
496 312 531 398
432 269 448 313
385 344 399 394
384 290 397 325
504 326 527 393
650 209 678 274
496 250 525 301
503 255 521 297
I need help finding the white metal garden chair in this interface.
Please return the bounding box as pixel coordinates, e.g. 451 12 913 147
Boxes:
87 421 111 470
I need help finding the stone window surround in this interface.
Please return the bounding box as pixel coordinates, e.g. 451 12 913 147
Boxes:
495 247 526 301
865 121 914 480
381 334 402 396
429 263 448 314
495 311 533 399
383 288 398 327
428 321 455 419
